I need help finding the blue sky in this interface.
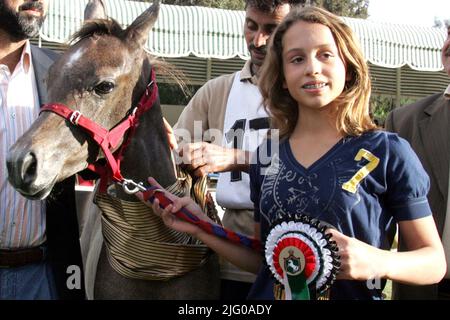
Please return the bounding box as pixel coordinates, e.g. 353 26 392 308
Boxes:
368 0 450 26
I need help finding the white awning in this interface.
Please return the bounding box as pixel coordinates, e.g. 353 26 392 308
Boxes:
41 0 447 71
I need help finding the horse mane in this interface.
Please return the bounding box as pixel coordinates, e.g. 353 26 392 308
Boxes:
70 19 125 45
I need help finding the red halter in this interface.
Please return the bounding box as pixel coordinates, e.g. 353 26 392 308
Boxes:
40 70 158 192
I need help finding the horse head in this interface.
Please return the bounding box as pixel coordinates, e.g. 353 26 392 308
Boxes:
7 1 174 200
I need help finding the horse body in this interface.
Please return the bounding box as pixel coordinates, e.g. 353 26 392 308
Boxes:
7 2 220 299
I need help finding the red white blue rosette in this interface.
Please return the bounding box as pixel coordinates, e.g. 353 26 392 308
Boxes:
265 214 340 300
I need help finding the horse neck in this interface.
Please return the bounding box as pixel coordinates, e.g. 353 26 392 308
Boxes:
118 102 177 200
114 54 177 200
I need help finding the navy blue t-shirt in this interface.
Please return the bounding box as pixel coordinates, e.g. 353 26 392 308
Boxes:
248 131 431 300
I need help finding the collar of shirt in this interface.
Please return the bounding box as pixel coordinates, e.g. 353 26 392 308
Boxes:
18 40 32 75
0 40 32 78
240 60 258 85
444 84 450 100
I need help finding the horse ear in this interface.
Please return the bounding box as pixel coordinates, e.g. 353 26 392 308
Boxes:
125 1 160 48
84 0 107 21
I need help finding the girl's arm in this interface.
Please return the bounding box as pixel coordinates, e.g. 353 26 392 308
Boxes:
328 216 446 284
137 178 263 274
388 216 446 284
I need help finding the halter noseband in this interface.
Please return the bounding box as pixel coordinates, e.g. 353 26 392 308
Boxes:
40 69 158 193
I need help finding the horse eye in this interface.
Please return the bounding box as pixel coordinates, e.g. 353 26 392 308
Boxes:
94 81 115 95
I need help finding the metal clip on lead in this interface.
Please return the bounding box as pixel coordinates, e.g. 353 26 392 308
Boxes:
120 179 146 194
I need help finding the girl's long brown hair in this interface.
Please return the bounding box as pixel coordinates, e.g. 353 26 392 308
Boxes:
259 6 377 139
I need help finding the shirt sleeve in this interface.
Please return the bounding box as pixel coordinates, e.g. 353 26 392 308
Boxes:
173 82 212 144
249 150 262 223
385 133 432 221
173 74 234 145
249 139 275 223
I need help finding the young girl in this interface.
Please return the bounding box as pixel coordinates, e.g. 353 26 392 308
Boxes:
140 6 446 300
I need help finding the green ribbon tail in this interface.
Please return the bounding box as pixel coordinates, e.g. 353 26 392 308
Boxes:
287 272 310 300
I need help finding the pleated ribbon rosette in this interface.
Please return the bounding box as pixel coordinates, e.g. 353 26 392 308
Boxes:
265 215 340 300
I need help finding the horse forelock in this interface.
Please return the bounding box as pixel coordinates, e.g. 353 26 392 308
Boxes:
70 18 125 45
68 18 186 93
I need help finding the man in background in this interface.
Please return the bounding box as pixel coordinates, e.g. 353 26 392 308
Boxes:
0 0 83 299
385 22 450 299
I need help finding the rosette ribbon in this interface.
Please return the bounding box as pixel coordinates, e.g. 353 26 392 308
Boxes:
265 214 340 300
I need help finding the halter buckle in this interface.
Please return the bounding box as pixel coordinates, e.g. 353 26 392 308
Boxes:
120 179 146 194
69 111 82 125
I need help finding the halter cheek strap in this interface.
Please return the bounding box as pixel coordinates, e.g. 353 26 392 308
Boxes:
40 70 158 192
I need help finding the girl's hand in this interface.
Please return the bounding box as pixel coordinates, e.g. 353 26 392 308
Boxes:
327 229 387 281
136 177 208 236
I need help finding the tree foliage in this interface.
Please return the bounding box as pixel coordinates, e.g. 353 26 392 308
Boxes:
370 95 418 127
161 0 244 10
304 0 369 18
158 0 369 18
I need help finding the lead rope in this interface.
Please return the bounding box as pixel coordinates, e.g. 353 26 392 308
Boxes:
126 184 262 252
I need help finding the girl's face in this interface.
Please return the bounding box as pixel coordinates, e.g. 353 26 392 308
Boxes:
282 21 347 112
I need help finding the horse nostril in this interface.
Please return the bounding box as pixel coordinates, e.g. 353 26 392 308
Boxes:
21 152 38 185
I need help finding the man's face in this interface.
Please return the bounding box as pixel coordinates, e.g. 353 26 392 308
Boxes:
0 0 48 41
243 4 290 73
442 26 450 77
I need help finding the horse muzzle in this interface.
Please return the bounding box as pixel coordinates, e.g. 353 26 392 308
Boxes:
6 146 56 200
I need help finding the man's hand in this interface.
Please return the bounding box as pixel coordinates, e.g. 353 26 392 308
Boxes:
177 142 250 177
